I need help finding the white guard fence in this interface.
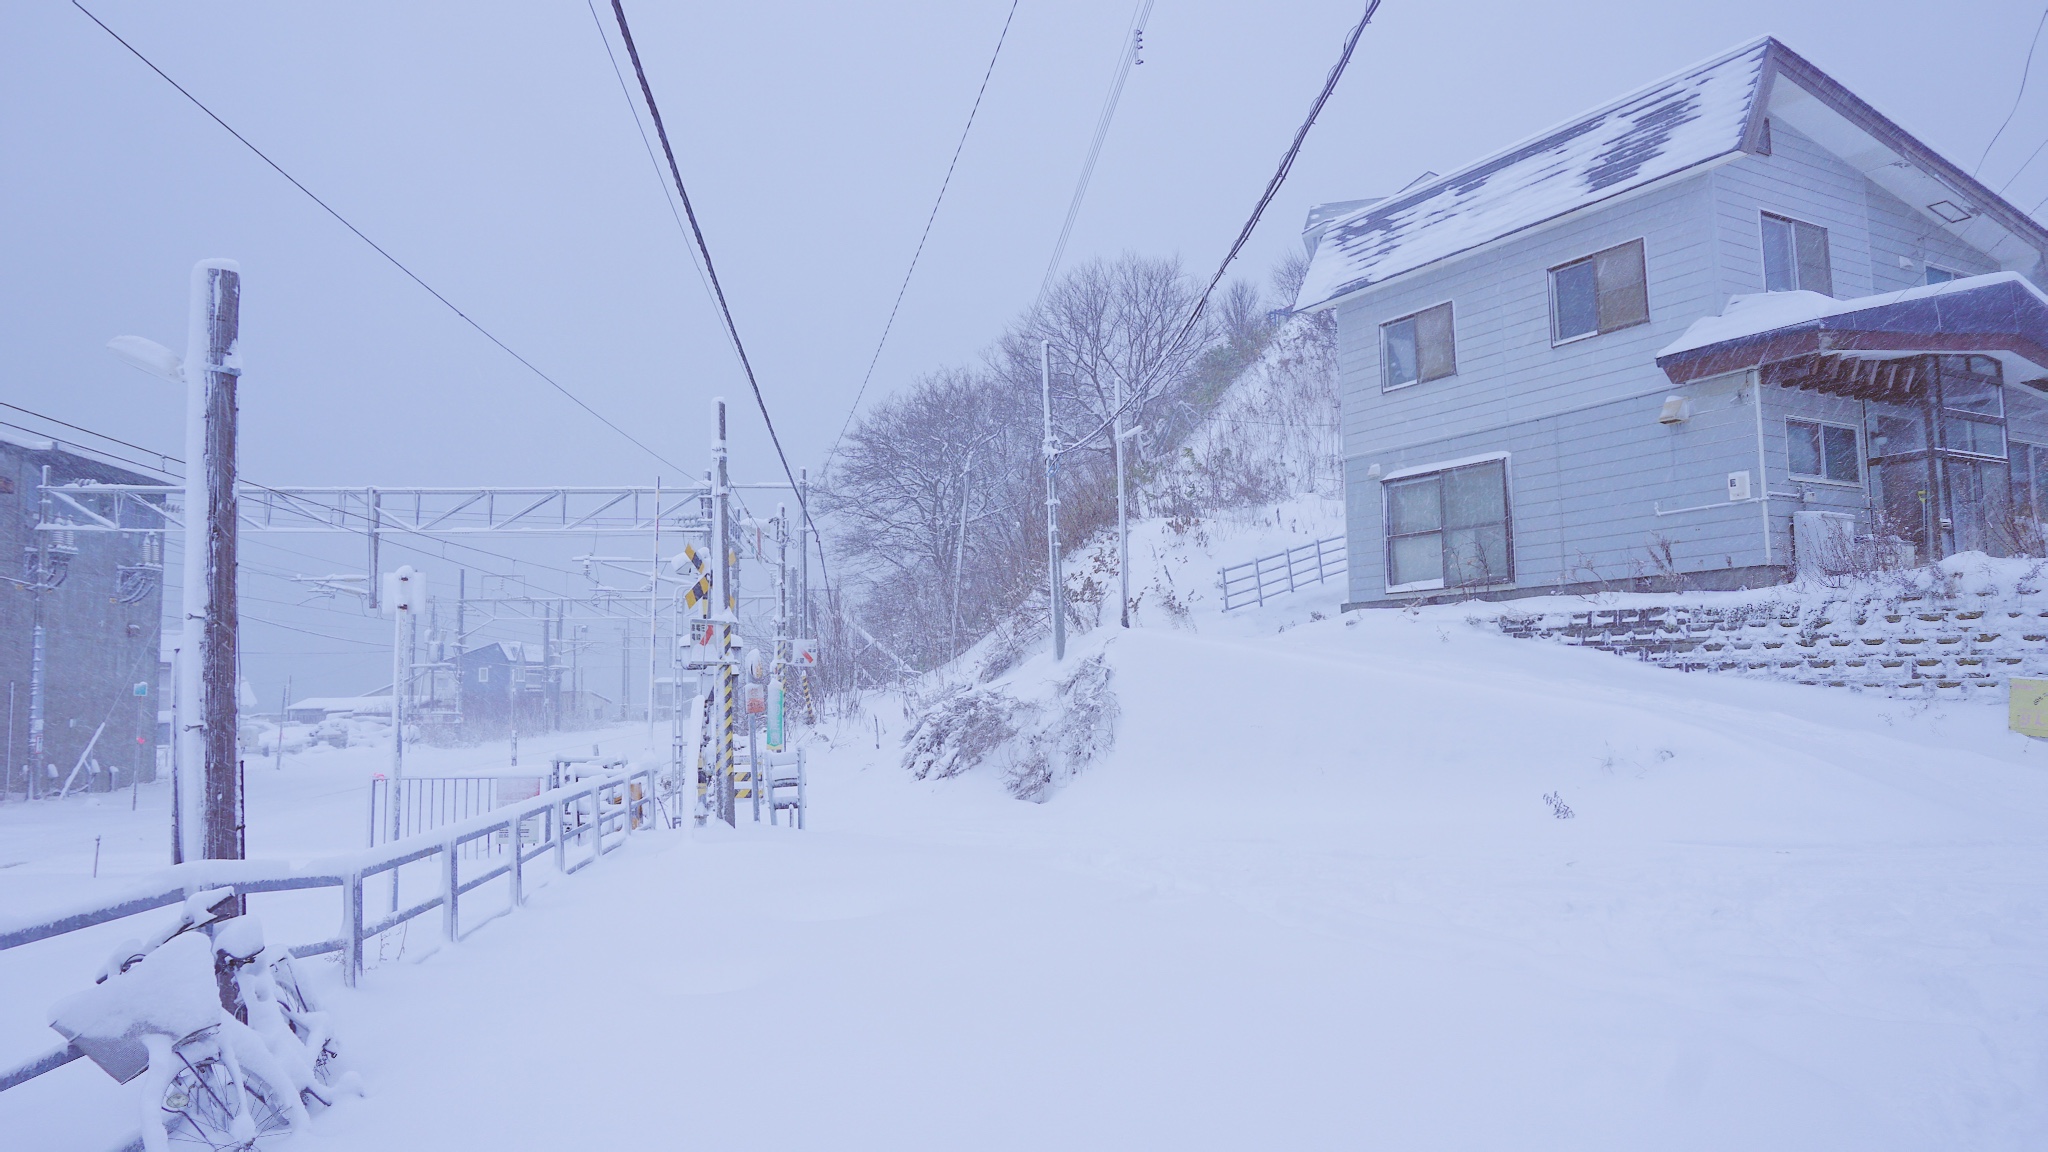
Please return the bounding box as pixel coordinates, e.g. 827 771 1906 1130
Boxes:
367 757 631 860
0 761 669 1142
1218 534 1345 611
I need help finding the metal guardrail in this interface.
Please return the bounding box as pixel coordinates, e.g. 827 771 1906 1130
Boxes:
0 763 668 1108
1218 534 1345 611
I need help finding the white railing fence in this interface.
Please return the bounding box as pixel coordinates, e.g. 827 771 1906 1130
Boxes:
0 762 671 1123
1218 534 1346 611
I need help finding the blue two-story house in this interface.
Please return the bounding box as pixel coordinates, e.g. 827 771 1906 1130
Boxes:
1296 37 2048 606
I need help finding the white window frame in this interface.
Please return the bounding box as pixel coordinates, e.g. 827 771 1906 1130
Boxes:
1924 264 1963 286
1380 452 1514 594
1379 300 1458 392
1784 417 1863 487
1758 211 1833 295
477 666 490 684
1546 237 1650 347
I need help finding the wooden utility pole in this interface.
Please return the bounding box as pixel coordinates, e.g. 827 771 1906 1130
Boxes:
1041 341 1065 661
195 261 243 867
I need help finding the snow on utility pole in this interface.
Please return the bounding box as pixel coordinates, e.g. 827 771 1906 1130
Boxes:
648 477 662 737
386 564 421 852
108 262 239 865
193 261 243 869
1114 378 1131 629
711 399 738 826
1041 340 1065 661
951 448 973 659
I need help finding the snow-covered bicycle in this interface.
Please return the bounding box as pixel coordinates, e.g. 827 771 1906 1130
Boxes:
48 889 358 1151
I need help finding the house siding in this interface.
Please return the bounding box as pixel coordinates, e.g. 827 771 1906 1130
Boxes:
1336 124 2024 606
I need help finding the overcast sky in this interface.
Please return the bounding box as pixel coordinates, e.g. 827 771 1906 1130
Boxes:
5 0 2045 698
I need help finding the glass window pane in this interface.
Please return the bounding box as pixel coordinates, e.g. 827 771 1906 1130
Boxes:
2034 446 2048 519
1761 215 1796 292
1594 241 1649 332
1552 260 1598 340
1383 317 1418 388
1822 424 1860 482
1871 407 1926 455
1416 303 1456 381
1386 476 1441 534
1794 220 1833 296
1944 416 2007 458
1388 532 1442 586
1941 373 2003 417
1787 420 1823 476
1442 461 1507 529
1925 266 1957 285
1444 525 1511 587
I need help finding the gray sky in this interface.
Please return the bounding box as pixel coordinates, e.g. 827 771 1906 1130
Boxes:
4 0 2044 698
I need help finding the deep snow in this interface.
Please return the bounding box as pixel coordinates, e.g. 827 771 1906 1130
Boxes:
9 577 2047 1150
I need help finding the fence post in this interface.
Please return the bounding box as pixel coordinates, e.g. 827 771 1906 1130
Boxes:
555 796 568 874
343 872 363 988
797 748 806 831
1286 544 1299 593
508 814 524 908
441 840 458 941
1254 555 1266 607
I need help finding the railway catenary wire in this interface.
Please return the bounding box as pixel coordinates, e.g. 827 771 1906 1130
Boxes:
70 1 690 477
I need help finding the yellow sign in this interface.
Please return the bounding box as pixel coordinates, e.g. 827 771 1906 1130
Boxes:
2011 678 2048 738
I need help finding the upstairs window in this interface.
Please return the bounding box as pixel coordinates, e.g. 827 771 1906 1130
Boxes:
1924 265 1961 286
1787 418 1860 483
1761 213 1833 295
1381 302 1456 390
1384 457 1512 591
1548 239 1648 343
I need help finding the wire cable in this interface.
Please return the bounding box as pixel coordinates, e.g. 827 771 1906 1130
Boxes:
824 0 1022 471
605 0 833 596
71 0 688 475
1056 1 1380 457
1979 5 2048 175
1034 0 1155 311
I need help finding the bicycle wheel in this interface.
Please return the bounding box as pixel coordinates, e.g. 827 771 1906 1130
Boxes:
159 1050 292 1150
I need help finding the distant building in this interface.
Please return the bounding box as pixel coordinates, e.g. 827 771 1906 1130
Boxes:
284 696 392 725
1296 38 2048 606
0 433 166 795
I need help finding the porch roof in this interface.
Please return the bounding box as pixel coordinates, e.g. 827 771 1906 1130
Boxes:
1654 272 2048 389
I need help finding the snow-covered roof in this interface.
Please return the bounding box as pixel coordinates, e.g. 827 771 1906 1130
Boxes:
287 696 391 715
1295 38 2048 312
1655 271 2048 386
1295 39 1768 311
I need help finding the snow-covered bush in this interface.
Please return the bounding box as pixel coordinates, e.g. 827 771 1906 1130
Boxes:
901 654 1119 802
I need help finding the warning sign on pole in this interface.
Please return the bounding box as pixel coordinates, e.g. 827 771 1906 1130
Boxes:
794 638 819 667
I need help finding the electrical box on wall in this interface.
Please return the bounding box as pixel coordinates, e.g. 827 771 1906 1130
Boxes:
1726 471 1752 501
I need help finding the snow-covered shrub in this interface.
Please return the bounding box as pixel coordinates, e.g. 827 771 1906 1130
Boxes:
901 654 1119 801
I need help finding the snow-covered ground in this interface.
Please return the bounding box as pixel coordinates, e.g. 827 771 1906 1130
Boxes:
10 576 2047 1150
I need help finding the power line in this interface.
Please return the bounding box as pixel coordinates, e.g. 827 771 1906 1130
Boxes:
824 0 1023 471
580 0 728 350
71 0 688 475
604 0 833 597
1979 5 2048 175
1058 1 1381 457
1035 0 1156 311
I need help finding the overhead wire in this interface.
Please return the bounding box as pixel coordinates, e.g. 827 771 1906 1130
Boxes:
604 0 834 599
71 0 689 476
1056 1 1381 458
1978 4 2048 176
1034 0 1156 311
823 0 1023 472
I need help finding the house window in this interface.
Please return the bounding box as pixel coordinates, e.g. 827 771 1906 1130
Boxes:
477 666 490 684
1787 419 1860 483
1381 302 1456 389
1924 265 1961 286
2013 442 2048 519
1548 239 1648 343
1384 457 1512 591
1760 213 1832 295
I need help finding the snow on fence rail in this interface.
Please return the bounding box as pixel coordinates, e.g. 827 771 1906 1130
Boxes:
1218 535 1345 611
0 762 668 1106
